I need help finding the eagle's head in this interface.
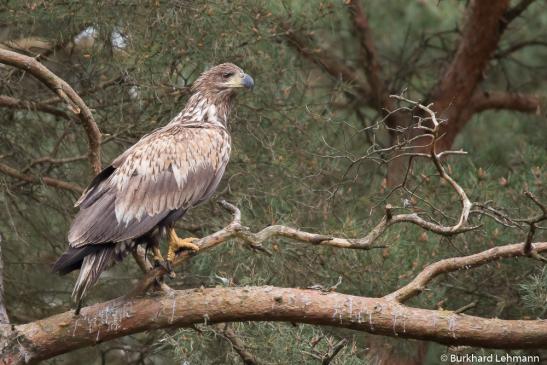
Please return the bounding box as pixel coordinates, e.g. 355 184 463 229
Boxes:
192 63 254 95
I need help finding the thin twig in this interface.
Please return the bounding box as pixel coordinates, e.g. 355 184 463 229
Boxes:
322 338 348 365
216 323 263 365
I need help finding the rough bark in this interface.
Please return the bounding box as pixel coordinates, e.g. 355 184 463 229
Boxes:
2 285 547 364
428 0 510 151
1 239 546 364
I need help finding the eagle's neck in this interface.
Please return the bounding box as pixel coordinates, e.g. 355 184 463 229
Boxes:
171 91 233 128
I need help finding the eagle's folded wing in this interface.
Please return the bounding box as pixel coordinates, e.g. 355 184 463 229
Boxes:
68 126 230 247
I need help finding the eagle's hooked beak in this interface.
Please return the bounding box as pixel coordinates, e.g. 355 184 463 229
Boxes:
225 72 254 90
241 74 254 90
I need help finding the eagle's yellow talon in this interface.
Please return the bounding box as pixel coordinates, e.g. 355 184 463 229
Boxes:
166 229 199 263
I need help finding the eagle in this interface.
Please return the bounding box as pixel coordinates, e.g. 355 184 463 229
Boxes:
52 63 253 307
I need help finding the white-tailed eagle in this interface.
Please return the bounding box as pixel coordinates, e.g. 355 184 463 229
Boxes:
53 63 254 307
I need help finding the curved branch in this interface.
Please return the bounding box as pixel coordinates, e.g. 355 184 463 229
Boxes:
384 241 547 302
0 49 102 173
390 95 473 232
130 200 385 296
132 198 479 296
4 284 547 364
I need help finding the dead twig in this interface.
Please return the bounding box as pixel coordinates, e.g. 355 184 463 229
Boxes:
517 191 547 256
384 242 547 303
322 338 348 365
216 323 263 365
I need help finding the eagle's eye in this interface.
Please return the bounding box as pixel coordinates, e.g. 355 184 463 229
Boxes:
222 72 234 79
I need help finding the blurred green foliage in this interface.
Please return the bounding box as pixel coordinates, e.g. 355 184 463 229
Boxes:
0 1 545 364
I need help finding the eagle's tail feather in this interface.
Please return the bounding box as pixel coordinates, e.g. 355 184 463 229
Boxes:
72 246 117 303
52 242 135 305
52 245 102 275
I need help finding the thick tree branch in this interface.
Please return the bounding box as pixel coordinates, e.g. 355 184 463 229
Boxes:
470 91 541 114
429 0 510 151
345 0 389 110
0 161 84 193
0 49 102 174
4 280 547 364
384 241 547 303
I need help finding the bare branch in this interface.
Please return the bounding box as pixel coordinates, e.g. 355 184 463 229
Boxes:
470 91 541 114
39 74 129 105
453 301 478 315
0 161 84 193
131 247 173 294
0 95 70 119
322 338 348 365
0 49 102 173
495 40 547 59
384 241 547 303
132 195 481 297
391 95 473 232
216 323 263 365
518 191 547 255
500 0 537 32
5 277 547 363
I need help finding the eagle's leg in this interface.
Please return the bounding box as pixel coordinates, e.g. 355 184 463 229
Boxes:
166 228 199 273
152 245 164 264
140 232 165 269
75 299 83 316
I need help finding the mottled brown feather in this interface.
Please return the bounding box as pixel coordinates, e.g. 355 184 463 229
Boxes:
56 63 248 302
68 126 230 247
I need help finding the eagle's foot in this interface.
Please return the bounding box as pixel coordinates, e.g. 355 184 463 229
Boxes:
167 237 199 261
165 229 200 277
